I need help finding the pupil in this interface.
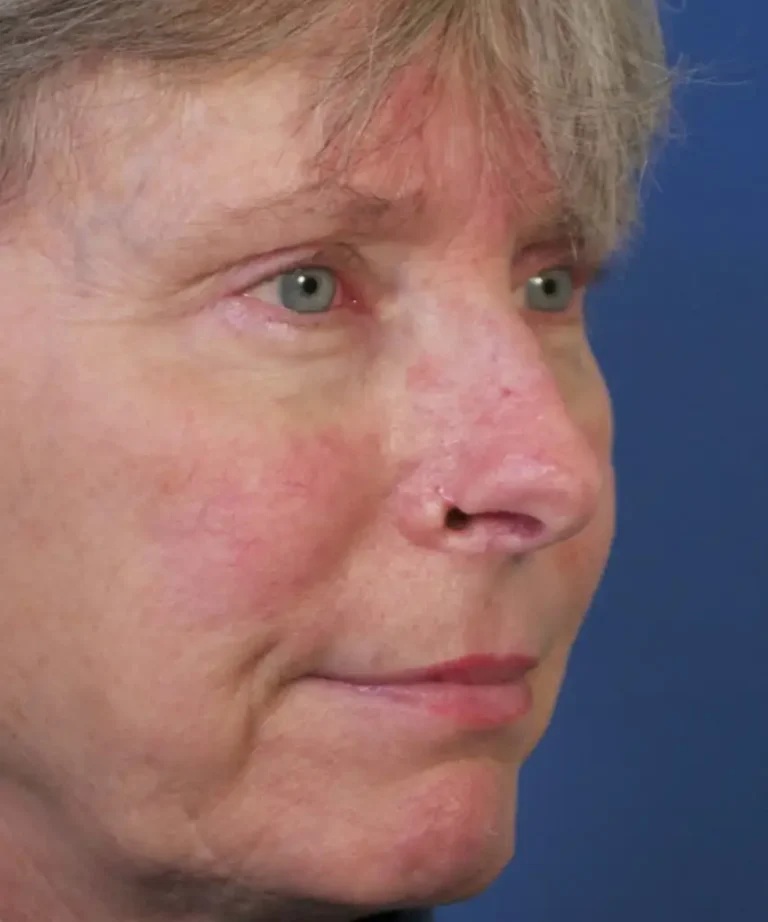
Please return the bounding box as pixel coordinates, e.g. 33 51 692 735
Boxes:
300 274 319 296
542 278 558 297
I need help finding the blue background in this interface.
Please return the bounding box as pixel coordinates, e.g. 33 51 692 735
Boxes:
438 1 768 920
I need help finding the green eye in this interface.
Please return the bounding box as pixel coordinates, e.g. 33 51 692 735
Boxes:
525 268 574 313
277 267 337 314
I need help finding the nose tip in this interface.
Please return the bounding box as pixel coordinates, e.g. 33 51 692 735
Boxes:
395 444 604 557
440 457 603 555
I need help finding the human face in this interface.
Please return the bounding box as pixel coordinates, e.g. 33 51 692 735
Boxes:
0 59 614 920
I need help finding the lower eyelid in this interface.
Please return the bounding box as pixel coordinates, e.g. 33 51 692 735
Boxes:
222 293 336 336
222 281 355 336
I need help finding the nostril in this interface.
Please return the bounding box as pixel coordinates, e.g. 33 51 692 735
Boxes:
445 507 471 531
445 508 545 541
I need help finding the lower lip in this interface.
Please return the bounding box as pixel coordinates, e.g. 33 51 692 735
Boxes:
309 678 533 731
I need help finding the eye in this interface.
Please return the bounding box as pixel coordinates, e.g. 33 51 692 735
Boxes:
275 267 338 314
525 267 575 313
244 266 339 315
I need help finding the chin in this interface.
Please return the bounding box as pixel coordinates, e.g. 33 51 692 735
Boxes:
97 749 523 919
313 758 521 909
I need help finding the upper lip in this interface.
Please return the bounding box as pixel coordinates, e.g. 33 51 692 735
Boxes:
322 654 539 686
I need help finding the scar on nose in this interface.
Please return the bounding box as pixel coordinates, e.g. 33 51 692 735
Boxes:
445 507 471 531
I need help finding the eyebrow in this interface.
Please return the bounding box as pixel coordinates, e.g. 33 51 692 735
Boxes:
150 178 587 285
218 181 427 233
180 180 425 252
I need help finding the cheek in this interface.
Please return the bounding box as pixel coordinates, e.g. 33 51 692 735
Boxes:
557 475 615 598
556 371 616 595
525 475 615 747
136 424 380 630
536 406 616 644
543 461 616 668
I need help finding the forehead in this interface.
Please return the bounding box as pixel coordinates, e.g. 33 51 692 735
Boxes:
323 63 561 240
43 60 563 258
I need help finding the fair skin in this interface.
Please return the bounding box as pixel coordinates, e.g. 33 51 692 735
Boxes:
0 54 615 922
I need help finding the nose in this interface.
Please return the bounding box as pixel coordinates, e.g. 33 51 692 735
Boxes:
390 305 606 557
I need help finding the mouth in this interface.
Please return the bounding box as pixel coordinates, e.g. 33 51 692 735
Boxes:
309 655 538 731
336 654 539 686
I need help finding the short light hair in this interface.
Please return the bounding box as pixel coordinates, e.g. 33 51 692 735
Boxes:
0 0 672 255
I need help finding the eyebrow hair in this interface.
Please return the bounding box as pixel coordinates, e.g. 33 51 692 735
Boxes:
515 209 589 259
145 179 429 284
150 177 588 286
186 180 428 246
193 180 583 247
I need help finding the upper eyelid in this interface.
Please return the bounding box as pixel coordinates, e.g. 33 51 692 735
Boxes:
529 258 606 287
521 244 595 270
226 241 600 301
232 244 368 294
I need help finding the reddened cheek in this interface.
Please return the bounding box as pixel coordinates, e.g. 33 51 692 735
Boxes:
135 425 381 628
